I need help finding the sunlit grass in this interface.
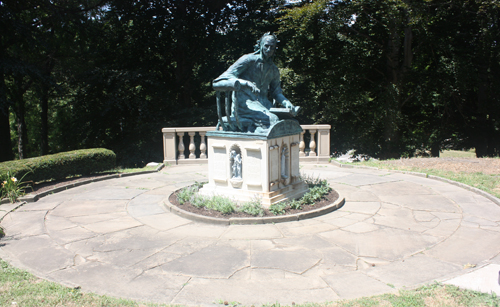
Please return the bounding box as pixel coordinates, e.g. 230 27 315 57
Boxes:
352 159 500 199
113 165 160 173
439 149 477 158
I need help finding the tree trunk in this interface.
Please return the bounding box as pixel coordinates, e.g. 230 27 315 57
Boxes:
13 75 29 159
430 142 440 157
40 90 48 155
380 18 404 159
0 52 13 162
40 82 50 155
475 58 494 157
40 56 55 156
380 15 413 160
0 108 12 162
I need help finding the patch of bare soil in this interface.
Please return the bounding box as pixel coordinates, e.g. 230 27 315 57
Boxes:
168 187 339 219
376 157 500 175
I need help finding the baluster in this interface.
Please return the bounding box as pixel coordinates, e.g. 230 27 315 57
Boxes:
309 129 317 156
299 131 306 157
199 131 207 159
188 132 196 159
177 132 185 159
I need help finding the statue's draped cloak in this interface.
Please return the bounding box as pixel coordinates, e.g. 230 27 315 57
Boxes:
213 53 289 129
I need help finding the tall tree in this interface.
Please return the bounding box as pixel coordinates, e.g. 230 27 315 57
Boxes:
429 0 500 157
279 0 500 158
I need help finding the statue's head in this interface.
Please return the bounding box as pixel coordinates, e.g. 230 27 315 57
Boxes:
255 32 278 60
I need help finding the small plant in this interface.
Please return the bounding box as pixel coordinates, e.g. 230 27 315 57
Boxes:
0 171 31 203
237 197 264 216
190 193 208 208
177 185 197 205
297 177 331 205
301 173 324 187
177 181 207 205
193 180 206 190
287 199 302 210
269 202 287 215
206 195 235 214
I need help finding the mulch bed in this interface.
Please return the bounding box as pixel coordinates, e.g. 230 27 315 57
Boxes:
168 186 339 219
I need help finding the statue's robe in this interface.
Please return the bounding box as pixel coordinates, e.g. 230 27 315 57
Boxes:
213 53 291 131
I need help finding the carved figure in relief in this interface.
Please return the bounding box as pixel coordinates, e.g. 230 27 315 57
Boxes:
281 147 288 179
230 150 242 179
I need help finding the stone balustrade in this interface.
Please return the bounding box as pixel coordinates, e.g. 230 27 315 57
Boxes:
162 124 331 165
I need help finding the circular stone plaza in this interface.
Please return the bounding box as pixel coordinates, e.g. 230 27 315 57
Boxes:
1 163 500 305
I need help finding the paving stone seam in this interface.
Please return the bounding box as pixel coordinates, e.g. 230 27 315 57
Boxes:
319 275 341 298
330 160 500 207
369 221 462 261
300 257 323 275
170 276 192 304
227 265 251 279
339 218 457 263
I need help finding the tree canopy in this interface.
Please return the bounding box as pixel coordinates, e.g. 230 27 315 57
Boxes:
1 0 499 165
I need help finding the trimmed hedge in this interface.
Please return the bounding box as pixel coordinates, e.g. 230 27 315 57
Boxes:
0 148 116 183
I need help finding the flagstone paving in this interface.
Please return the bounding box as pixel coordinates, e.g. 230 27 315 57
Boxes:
1 163 500 306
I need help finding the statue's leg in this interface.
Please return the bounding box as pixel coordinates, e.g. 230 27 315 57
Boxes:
242 100 280 129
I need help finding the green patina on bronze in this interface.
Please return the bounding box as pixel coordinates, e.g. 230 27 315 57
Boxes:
211 33 301 137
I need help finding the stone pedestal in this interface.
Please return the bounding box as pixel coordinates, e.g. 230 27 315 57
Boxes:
199 120 309 207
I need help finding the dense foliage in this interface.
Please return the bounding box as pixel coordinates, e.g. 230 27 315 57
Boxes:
0 148 116 182
1 0 499 165
279 0 500 158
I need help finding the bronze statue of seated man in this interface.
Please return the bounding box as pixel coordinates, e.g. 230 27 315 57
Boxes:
213 33 300 133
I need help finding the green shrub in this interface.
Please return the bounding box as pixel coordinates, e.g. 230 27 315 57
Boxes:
238 197 265 216
179 185 235 215
269 202 287 215
177 185 197 205
190 194 208 208
301 180 331 205
0 148 116 183
269 178 331 215
287 199 302 210
301 173 324 188
206 196 235 214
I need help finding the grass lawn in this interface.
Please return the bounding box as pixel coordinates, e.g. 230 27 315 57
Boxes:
439 149 477 158
341 150 500 199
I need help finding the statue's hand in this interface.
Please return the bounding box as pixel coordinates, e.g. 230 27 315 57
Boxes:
283 101 300 116
242 80 260 94
292 106 300 116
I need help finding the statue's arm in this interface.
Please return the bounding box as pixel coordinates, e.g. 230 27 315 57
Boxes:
213 55 260 94
270 71 300 116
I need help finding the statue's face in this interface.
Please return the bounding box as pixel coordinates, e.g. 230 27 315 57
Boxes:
261 37 277 59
